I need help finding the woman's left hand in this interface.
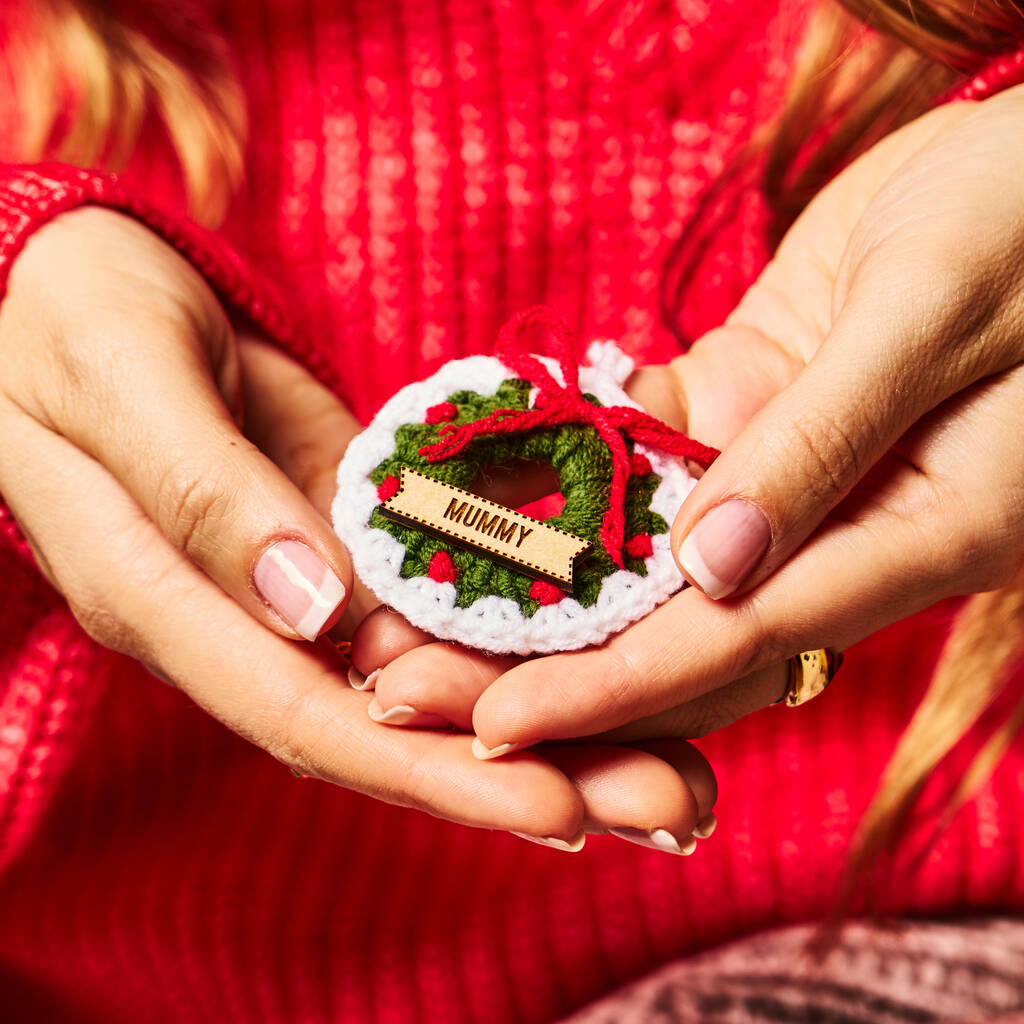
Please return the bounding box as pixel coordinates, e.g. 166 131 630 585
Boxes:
364 86 1024 756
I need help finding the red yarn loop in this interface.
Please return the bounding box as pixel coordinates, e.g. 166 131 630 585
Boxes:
428 550 458 583
377 475 401 502
418 306 720 567
425 401 459 424
624 533 654 559
529 580 564 606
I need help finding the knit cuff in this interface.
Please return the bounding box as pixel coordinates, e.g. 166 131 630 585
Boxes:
0 162 307 565
0 162 299 338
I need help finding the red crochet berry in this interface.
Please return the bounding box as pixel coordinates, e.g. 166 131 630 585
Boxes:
629 453 652 476
624 533 653 559
377 475 400 501
425 401 458 424
529 580 564 606
428 550 458 584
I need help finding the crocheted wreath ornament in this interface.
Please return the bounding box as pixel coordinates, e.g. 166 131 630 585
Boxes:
333 308 719 655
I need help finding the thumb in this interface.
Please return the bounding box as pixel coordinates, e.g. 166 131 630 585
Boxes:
117 329 353 640
670 241 1013 600
672 263 914 600
78 324 353 640
671 368 858 602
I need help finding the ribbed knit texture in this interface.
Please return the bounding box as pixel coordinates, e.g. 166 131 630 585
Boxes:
1 2 1024 1021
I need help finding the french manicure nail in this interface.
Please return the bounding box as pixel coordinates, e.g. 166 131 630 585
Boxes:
511 831 586 852
366 698 450 728
678 499 771 599
609 828 697 855
254 539 345 640
347 666 380 691
693 813 717 839
472 738 520 760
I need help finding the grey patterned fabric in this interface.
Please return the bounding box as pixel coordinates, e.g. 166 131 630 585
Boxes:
562 919 1024 1024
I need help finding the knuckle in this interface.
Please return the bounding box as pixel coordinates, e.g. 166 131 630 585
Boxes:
256 682 337 781
953 524 1019 593
590 645 643 719
67 594 139 655
949 526 992 590
980 501 1024 592
928 490 1022 595
729 598 790 677
698 669 783 734
775 409 865 512
688 689 752 737
259 707 327 781
156 459 240 561
703 687 750 732
256 676 425 803
399 747 454 813
679 699 725 739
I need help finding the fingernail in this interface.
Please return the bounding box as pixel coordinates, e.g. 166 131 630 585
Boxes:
254 540 345 640
367 698 450 728
678 499 771 599
511 831 586 852
693 813 717 839
472 738 520 760
609 828 697 855
347 666 380 691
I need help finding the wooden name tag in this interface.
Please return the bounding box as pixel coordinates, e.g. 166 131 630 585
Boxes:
379 467 591 590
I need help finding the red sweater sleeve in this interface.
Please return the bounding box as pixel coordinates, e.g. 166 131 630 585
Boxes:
0 161 310 563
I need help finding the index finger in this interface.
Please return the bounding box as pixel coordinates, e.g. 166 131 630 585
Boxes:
470 471 943 753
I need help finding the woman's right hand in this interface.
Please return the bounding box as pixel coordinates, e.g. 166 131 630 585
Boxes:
0 207 716 851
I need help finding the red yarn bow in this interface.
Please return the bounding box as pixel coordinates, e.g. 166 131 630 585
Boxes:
419 306 721 568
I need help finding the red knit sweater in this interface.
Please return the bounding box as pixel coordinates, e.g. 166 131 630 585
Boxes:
2 3 1024 1021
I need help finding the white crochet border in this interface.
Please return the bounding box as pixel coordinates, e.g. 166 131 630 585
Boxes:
333 343 696 655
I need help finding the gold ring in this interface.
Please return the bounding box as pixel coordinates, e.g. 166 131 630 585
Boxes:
779 648 842 707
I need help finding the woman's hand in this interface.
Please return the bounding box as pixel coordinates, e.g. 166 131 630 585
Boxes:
368 89 1024 757
0 207 717 852
0 207 356 642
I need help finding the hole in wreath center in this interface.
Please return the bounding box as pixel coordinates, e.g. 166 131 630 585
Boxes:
465 459 565 520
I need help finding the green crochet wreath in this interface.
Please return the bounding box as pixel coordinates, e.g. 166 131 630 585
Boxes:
368 377 668 617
